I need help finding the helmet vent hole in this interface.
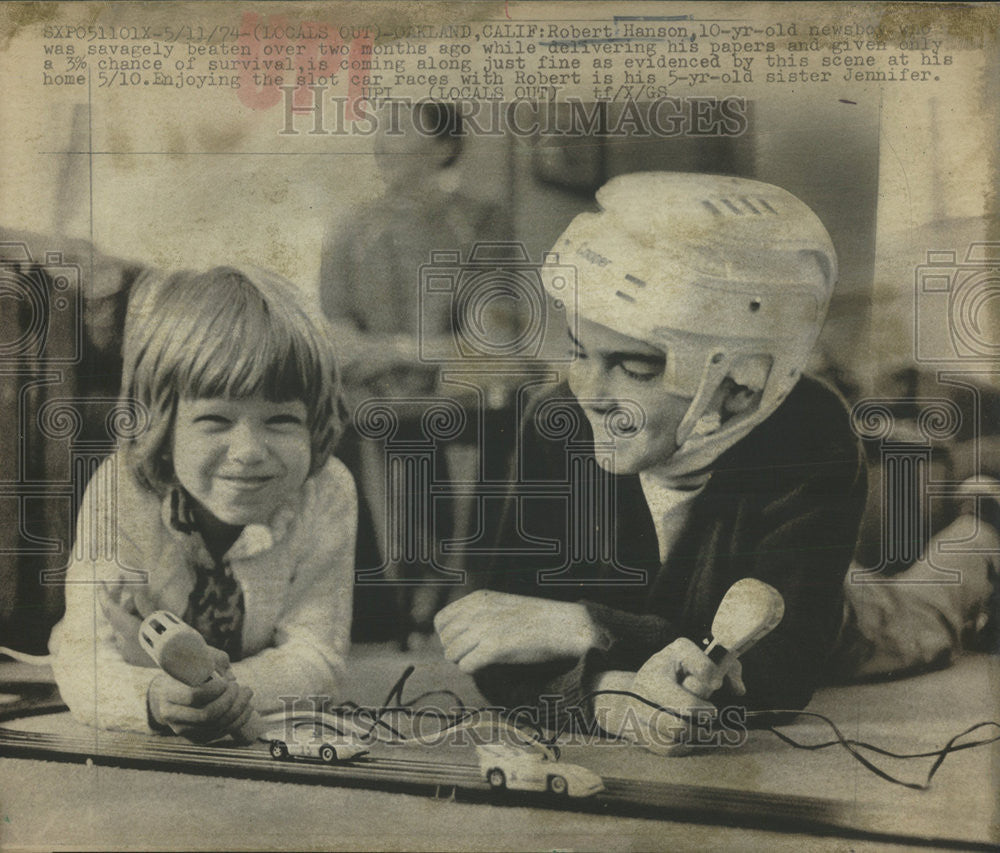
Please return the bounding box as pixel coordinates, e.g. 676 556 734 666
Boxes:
702 200 722 216
711 353 725 364
749 299 761 312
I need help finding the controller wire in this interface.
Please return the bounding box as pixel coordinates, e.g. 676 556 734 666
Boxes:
325 666 1000 791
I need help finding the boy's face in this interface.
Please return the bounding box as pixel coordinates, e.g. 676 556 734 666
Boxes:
567 316 693 475
172 395 311 526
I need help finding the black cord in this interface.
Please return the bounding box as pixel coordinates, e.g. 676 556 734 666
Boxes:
748 711 1000 791
333 667 552 748
327 666 1000 791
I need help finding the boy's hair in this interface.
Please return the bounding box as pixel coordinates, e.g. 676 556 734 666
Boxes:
120 266 345 494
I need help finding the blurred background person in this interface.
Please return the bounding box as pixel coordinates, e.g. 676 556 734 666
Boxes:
318 102 510 644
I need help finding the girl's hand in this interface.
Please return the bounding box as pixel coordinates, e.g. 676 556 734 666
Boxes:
434 590 600 673
147 660 254 744
98 583 155 666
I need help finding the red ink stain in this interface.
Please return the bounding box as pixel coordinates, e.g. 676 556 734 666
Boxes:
237 12 286 110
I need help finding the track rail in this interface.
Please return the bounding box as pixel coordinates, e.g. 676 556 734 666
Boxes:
0 702 991 851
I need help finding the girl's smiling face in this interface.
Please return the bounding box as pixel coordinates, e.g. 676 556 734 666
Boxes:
172 395 311 526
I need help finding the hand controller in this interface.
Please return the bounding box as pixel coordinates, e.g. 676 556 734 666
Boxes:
139 610 260 742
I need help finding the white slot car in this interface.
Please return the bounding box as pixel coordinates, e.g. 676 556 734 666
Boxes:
266 720 369 764
476 742 604 797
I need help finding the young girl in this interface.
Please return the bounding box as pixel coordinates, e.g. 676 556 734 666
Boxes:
49 266 356 742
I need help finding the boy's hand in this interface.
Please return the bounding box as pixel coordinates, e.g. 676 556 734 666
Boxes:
147 655 254 744
434 590 600 673
594 640 744 755
635 637 746 701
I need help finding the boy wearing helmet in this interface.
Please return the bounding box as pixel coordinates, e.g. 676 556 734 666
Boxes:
435 172 867 737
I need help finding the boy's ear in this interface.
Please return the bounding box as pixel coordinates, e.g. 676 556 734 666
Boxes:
721 355 772 417
695 356 771 436
722 384 758 416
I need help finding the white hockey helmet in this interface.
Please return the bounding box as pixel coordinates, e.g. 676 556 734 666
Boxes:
541 172 837 477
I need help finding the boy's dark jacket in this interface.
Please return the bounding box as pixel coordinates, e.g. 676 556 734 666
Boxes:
467 376 867 718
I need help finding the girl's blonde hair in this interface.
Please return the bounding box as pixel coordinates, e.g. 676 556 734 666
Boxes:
120 266 345 494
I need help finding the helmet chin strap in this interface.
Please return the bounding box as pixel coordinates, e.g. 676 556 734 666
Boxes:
674 347 732 447
661 352 788 481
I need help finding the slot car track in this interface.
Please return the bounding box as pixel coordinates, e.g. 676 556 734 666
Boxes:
0 693 990 851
